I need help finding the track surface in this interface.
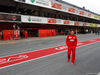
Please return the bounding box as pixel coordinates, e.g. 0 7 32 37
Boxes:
0 34 100 75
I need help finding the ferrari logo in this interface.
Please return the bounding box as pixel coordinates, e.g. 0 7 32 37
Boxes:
73 37 76 39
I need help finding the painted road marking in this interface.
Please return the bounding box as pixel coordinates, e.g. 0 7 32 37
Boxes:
77 43 83 45
0 38 100 69
55 46 67 50
0 55 28 64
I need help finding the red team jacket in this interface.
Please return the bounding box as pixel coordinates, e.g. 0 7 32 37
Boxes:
66 34 77 46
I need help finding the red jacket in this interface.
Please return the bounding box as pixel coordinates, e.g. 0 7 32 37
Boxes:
66 34 77 46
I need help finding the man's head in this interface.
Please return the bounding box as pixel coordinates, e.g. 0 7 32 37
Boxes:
70 30 74 35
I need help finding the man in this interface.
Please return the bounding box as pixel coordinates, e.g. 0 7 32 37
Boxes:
66 30 77 65
1 31 4 40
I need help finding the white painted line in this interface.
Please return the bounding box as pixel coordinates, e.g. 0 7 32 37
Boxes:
55 46 67 50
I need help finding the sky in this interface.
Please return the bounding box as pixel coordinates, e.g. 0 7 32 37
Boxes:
62 0 100 15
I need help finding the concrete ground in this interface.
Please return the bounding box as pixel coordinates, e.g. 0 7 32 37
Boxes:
0 34 100 75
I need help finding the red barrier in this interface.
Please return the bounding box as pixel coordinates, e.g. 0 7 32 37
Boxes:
39 29 55 37
3 30 14 40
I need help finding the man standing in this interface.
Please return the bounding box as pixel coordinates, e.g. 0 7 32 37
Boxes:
66 30 77 65
1 31 4 40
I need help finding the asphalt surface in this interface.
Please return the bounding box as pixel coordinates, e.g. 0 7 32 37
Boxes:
0 34 100 75
0 34 100 57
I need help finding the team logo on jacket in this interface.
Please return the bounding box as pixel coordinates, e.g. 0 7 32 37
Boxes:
70 40 74 41
73 37 76 39
69 37 72 39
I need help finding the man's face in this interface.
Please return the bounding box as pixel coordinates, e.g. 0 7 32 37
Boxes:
71 31 74 35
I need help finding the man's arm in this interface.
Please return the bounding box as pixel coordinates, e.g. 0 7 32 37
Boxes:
66 35 69 46
75 36 77 46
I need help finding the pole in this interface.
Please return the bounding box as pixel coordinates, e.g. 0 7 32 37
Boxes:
76 29 78 34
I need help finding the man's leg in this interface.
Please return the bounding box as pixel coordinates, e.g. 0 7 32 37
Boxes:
72 46 76 65
67 46 71 62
